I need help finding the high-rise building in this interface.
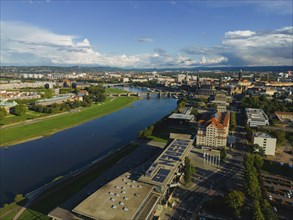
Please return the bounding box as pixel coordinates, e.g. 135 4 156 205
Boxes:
238 69 243 81
196 112 230 148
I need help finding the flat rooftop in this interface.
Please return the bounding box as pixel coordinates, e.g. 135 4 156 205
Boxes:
254 132 275 139
36 94 73 103
72 172 153 220
246 108 268 121
168 113 194 120
139 138 193 188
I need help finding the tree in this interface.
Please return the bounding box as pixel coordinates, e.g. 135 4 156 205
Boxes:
184 157 195 184
87 85 106 103
42 89 53 98
253 200 265 220
12 104 27 116
0 107 7 120
88 85 105 95
270 130 286 145
138 125 154 138
247 171 262 200
14 194 24 203
253 155 264 169
225 190 245 217
261 199 278 220
191 109 199 116
220 147 227 161
249 144 265 157
177 98 186 112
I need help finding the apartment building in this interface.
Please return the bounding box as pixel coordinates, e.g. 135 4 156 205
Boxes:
196 112 230 148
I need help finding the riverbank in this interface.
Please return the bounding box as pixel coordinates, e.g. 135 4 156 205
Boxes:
0 140 142 220
0 96 138 147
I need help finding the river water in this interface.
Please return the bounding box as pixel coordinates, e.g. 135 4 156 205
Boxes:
0 87 177 204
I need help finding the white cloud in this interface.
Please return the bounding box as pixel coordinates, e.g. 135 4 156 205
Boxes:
1 21 292 67
183 26 293 66
222 27 293 65
199 56 227 65
0 21 147 67
224 30 256 38
0 21 201 68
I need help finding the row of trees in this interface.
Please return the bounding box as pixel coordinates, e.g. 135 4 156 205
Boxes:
244 154 277 220
229 112 236 131
31 85 106 114
183 157 195 184
31 99 90 114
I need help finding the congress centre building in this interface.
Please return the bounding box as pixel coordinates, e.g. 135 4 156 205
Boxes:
72 138 193 220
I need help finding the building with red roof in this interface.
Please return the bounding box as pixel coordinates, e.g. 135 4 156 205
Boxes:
196 112 230 148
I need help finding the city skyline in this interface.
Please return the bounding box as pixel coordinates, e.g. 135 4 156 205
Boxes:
1 0 292 67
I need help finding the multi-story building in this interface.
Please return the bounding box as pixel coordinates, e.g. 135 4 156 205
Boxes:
209 91 231 112
196 112 230 148
253 132 277 156
196 84 216 97
245 108 269 127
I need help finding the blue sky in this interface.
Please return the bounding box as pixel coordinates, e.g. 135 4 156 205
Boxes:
1 0 292 67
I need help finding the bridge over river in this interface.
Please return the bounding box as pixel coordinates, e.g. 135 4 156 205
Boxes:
108 91 184 98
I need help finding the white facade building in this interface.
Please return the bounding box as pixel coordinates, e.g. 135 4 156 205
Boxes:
253 132 277 156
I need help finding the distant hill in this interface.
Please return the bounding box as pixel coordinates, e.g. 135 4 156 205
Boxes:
1 65 292 74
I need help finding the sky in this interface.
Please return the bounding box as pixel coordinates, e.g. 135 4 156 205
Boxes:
1 0 292 68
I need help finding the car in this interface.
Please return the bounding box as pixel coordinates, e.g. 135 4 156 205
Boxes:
269 195 273 201
273 207 278 213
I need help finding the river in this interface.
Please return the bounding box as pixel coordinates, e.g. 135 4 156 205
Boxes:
0 87 177 205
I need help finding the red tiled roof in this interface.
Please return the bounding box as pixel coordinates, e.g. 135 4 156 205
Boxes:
199 112 230 129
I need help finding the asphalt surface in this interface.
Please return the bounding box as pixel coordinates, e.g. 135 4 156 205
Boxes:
169 149 244 220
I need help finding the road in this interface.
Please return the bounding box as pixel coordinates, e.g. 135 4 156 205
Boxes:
262 125 293 133
170 150 244 220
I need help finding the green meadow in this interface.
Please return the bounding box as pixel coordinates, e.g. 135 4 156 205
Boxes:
0 97 137 147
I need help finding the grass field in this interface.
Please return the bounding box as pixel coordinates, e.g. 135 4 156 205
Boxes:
105 87 128 94
0 97 137 147
0 110 46 126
